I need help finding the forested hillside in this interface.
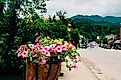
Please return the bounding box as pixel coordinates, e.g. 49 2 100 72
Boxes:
70 15 120 43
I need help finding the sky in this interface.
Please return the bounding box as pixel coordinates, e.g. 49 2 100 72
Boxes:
45 0 121 17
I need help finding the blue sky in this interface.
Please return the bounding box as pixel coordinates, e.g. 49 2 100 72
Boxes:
46 0 121 17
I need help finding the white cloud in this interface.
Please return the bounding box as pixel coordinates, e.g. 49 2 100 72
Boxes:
46 0 121 17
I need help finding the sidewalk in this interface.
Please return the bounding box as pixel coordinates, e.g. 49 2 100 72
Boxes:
58 62 98 80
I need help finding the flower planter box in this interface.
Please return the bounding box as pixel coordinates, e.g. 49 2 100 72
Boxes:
25 62 61 80
17 36 81 80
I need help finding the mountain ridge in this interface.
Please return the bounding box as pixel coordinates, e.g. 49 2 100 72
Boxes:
71 15 121 24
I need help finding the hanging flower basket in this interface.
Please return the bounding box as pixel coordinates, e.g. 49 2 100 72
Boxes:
25 62 61 80
17 36 81 80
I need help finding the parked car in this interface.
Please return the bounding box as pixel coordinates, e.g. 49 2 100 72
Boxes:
87 41 99 48
105 45 112 49
113 40 121 50
113 43 121 50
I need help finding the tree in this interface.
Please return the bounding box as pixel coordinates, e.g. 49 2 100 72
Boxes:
0 0 49 73
56 11 67 20
0 0 5 27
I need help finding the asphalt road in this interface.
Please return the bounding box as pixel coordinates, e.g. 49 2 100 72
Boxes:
80 47 121 80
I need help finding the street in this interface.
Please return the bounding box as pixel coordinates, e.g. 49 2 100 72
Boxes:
80 47 121 80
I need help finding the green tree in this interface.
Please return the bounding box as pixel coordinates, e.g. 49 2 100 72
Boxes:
0 0 49 73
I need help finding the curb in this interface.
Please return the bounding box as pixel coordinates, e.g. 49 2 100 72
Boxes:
81 57 112 80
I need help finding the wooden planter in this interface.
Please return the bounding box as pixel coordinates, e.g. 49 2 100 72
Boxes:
24 62 61 80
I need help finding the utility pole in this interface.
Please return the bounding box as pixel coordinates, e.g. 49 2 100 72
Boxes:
119 23 121 46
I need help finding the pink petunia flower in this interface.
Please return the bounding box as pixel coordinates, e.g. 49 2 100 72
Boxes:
49 44 56 52
44 46 50 51
17 49 21 53
20 45 26 49
21 51 28 58
28 44 35 50
71 63 78 71
41 48 47 55
61 45 68 51
41 58 46 64
33 54 39 58
73 57 81 62
41 48 50 56
35 36 40 42
51 44 56 48
55 46 62 53
17 45 26 53
17 52 22 57
73 57 77 61
35 43 40 47
35 33 39 36
72 63 78 69
56 42 62 45
78 60 81 62
34 43 40 50
45 51 50 56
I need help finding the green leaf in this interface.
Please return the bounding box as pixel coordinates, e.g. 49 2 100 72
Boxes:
33 59 40 64
0 41 3 44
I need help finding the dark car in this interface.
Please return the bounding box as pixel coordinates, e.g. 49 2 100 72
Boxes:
113 43 121 50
